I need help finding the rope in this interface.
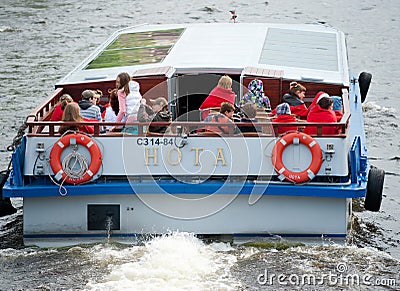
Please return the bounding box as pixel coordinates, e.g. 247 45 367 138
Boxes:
7 115 36 152
61 151 89 180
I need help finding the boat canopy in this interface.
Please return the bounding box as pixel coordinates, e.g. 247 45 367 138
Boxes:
58 23 349 86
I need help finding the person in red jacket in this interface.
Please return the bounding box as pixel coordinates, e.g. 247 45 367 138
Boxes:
272 103 298 135
59 103 95 135
199 75 236 119
304 96 340 135
308 91 343 121
50 94 73 121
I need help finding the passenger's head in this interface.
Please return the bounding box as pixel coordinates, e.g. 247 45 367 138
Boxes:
62 103 83 122
220 102 235 119
247 79 264 95
82 89 95 101
276 103 291 115
217 75 233 89
318 96 334 109
150 97 168 112
289 82 306 99
93 89 103 104
108 88 119 115
116 72 131 94
59 94 73 110
241 102 257 119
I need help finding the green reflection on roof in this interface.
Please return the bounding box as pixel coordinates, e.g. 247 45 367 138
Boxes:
85 28 185 69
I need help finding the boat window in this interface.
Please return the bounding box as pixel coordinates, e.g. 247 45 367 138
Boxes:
85 28 185 69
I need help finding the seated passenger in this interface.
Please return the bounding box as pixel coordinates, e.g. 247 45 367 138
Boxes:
308 91 343 121
103 89 119 131
93 89 105 115
237 102 261 133
78 90 102 121
204 102 236 134
138 97 172 134
272 103 298 135
304 96 340 135
51 94 73 121
199 75 236 119
239 79 271 112
272 82 308 119
59 103 94 135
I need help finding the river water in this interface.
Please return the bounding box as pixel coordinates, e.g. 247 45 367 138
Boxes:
0 0 399 290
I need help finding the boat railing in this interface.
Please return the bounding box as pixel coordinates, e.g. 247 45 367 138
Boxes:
24 120 349 138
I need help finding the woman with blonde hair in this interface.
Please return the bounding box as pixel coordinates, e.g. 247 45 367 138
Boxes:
59 103 94 135
199 75 236 119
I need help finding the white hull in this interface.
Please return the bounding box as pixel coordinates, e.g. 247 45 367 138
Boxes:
23 193 351 246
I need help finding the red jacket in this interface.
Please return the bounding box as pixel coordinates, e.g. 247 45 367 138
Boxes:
308 91 343 121
51 104 63 121
204 113 234 134
271 103 308 119
304 105 339 135
290 104 308 119
200 86 235 119
273 114 298 135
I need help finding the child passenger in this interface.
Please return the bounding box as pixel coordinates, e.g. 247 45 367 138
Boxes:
272 103 298 135
204 102 236 134
240 79 271 111
103 89 119 131
237 102 260 133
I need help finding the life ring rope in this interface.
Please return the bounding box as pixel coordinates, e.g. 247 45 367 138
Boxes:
49 133 102 185
271 132 322 183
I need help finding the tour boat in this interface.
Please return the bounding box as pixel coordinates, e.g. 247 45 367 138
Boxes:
0 23 385 246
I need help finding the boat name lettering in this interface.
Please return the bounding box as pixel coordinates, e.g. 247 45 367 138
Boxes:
136 137 174 146
144 147 227 166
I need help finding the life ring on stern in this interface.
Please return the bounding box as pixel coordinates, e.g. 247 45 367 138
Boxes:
271 132 322 183
49 133 102 184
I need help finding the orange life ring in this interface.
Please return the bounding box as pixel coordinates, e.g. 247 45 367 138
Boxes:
271 132 322 183
49 133 102 185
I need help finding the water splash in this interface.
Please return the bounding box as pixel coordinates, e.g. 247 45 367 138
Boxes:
86 232 240 290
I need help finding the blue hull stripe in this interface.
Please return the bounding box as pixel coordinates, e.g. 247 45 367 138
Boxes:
4 180 367 198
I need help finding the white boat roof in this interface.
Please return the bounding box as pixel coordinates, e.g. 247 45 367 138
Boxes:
58 23 349 86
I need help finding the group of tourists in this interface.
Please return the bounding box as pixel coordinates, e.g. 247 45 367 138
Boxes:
199 75 344 135
51 72 343 136
51 72 172 135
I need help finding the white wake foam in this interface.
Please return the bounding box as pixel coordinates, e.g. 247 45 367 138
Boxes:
86 232 239 290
